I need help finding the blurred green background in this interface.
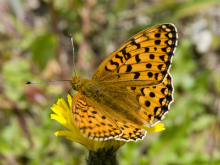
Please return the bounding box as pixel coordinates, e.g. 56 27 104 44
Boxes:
0 0 220 165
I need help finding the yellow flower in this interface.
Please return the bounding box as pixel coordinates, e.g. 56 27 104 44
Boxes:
51 95 165 152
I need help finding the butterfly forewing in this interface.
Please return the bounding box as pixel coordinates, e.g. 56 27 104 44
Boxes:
92 23 177 86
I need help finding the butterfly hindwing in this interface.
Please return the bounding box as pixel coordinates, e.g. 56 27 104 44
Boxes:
115 121 146 142
72 93 122 141
72 93 148 141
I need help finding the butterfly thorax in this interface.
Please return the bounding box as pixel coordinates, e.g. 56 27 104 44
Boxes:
70 76 105 102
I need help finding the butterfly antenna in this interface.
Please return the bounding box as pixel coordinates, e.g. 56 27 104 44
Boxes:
26 80 70 84
69 34 76 76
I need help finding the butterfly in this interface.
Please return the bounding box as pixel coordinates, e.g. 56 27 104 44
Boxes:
70 23 178 141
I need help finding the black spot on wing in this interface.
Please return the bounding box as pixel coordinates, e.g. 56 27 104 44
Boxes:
105 60 119 71
110 60 119 68
126 65 132 72
130 39 141 48
140 88 145 96
161 88 166 94
155 33 161 38
158 64 163 70
149 92 155 98
135 55 141 63
145 47 149 52
146 63 152 68
159 98 165 105
134 72 140 79
155 40 161 45
148 72 153 78
115 54 124 63
159 55 165 61
149 54 155 59
121 48 131 60
165 95 172 102
145 100 150 107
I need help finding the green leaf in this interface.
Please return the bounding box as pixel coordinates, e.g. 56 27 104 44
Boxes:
31 33 58 70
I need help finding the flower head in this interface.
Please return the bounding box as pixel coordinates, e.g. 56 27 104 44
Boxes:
51 95 165 152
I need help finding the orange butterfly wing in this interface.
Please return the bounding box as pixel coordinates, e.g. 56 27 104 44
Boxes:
92 23 177 87
72 93 122 140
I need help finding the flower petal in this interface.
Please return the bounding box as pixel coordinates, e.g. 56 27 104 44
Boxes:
141 123 165 134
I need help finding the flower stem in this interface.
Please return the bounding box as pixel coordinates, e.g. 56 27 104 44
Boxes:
86 147 119 165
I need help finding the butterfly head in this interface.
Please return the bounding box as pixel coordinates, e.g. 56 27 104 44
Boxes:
70 76 83 91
